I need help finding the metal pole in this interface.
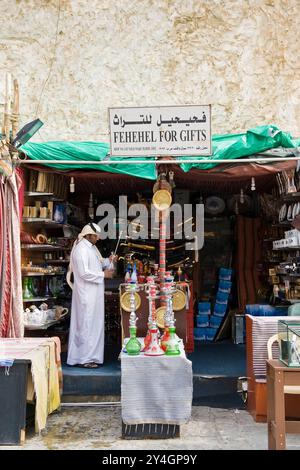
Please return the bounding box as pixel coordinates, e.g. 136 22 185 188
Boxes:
16 156 300 165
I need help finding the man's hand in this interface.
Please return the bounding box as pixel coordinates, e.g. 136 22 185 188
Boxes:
109 254 118 263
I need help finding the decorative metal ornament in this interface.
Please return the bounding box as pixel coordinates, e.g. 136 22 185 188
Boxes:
152 189 172 211
156 306 167 329
172 289 186 311
152 173 172 211
120 291 141 312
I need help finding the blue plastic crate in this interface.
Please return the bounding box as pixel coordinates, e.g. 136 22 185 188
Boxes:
219 268 232 281
213 302 227 317
206 327 216 341
218 280 232 293
198 302 211 314
246 304 286 317
194 327 207 341
196 314 210 327
245 304 260 316
216 290 229 304
210 315 223 329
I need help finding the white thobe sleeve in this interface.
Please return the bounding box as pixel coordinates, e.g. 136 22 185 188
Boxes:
73 250 104 283
102 258 113 270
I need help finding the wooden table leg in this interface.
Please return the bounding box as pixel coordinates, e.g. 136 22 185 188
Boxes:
267 363 276 449
272 369 286 450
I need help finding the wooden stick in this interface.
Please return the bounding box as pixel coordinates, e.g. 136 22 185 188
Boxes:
3 73 12 141
12 78 19 139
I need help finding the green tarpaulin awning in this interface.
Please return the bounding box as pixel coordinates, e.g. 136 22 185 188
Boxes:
21 125 300 180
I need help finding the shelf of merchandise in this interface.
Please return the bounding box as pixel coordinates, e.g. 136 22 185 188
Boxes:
21 244 70 251
282 192 300 202
273 246 300 251
23 297 58 303
44 259 70 264
22 218 79 231
271 222 292 227
25 191 65 201
24 314 69 331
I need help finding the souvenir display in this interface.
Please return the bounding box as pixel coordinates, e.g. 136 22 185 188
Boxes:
144 282 164 356
160 273 180 355
125 282 141 356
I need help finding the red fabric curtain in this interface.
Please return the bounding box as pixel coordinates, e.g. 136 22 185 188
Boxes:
0 171 23 338
235 216 263 313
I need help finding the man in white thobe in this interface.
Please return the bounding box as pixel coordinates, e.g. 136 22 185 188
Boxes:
66 223 115 368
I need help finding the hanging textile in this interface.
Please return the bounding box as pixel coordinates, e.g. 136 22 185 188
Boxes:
0 144 23 338
235 216 263 313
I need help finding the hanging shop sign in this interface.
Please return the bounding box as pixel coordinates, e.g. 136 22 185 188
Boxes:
108 105 211 157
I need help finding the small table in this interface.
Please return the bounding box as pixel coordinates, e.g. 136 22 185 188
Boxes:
267 359 300 450
121 339 193 439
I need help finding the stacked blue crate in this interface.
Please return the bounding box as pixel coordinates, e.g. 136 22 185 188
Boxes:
245 304 288 316
208 268 233 341
194 302 211 341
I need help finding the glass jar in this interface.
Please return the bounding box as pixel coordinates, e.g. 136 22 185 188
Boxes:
23 277 33 299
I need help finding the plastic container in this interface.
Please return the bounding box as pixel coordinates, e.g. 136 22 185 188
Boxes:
219 268 232 281
194 327 206 341
218 280 232 293
245 304 260 316
198 302 211 314
196 314 210 327
216 290 229 303
206 327 216 341
213 302 227 317
245 304 286 316
210 315 223 329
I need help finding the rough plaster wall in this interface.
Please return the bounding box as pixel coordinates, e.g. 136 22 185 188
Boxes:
0 0 299 141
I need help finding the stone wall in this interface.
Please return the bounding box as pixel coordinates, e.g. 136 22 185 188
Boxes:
0 0 299 141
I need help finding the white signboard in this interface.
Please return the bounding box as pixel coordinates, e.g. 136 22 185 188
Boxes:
108 105 211 157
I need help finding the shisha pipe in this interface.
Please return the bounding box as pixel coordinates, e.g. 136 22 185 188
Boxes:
144 281 164 356
159 209 168 328
160 272 177 351
127 281 139 327
125 281 141 355
142 275 156 352
164 272 181 355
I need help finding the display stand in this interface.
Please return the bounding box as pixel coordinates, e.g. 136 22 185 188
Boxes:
121 339 192 440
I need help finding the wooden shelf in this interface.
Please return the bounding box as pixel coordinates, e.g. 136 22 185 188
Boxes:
282 192 300 202
22 219 80 231
24 313 69 330
45 260 70 264
273 246 300 251
21 272 65 277
271 222 292 227
23 296 58 303
21 244 70 251
25 192 64 201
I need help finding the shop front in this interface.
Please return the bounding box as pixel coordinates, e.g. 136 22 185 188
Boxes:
2 123 300 442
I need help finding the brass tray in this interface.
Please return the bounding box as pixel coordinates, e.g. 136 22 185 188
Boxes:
152 189 172 211
156 306 166 329
172 289 187 311
120 291 141 312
